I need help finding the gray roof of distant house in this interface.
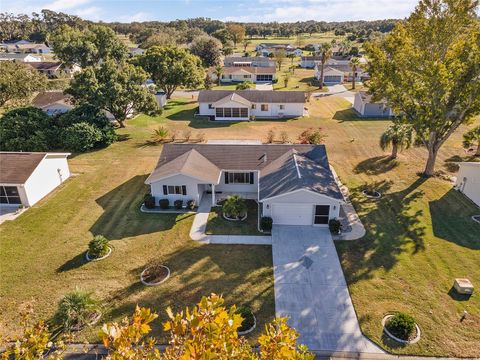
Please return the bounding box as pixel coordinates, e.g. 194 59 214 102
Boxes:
358 91 388 104
148 144 343 201
28 61 62 71
0 53 39 60
32 91 71 107
0 152 46 184
198 90 305 104
224 56 273 63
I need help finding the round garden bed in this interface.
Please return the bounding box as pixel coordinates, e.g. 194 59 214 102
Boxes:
236 306 256 335
222 212 247 221
140 265 171 286
85 246 112 262
362 190 382 199
472 215 480 224
382 314 421 345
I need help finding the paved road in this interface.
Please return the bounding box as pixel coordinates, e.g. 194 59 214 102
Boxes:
272 225 382 353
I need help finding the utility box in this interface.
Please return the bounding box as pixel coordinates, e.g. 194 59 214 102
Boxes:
454 278 474 295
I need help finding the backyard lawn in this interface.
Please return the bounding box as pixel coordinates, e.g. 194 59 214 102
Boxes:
0 94 479 356
205 200 264 236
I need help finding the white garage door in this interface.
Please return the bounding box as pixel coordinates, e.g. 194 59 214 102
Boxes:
272 203 313 225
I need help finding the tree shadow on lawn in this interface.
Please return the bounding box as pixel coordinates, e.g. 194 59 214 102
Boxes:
336 177 427 283
429 188 480 250
354 156 398 175
89 175 190 240
106 243 275 340
333 108 390 122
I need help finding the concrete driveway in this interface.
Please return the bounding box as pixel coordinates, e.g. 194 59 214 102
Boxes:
272 225 382 353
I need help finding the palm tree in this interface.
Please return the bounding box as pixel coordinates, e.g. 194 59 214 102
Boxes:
463 125 480 156
222 195 247 219
349 57 361 90
379 123 414 159
243 40 251 52
318 43 332 90
213 65 223 86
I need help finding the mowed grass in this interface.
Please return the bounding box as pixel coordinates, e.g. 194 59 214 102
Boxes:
1 95 479 355
206 200 264 236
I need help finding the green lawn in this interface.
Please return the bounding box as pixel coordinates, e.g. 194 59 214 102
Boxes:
1 95 479 355
205 200 264 236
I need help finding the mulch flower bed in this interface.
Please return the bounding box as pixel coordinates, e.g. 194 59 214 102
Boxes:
362 190 381 199
140 265 170 286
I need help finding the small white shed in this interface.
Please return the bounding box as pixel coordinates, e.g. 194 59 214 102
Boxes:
0 152 71 207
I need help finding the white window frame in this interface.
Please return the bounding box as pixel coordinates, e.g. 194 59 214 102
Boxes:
167 185 185 195
227 172 251 184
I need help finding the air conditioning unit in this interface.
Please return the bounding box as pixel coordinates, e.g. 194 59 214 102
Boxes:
454 278 474 295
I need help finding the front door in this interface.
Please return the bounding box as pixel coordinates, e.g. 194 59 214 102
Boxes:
313 205 330 225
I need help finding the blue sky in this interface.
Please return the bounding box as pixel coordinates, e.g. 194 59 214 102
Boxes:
2 0 420 23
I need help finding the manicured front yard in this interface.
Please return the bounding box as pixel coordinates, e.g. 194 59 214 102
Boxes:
205 199 265 236
0 94 479 356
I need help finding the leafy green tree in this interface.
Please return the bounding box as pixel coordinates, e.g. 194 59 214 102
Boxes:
63 122 103 152
138 46 205 99
226 23 245 47
66 60 159 127
243 39 251 52
0 61 47 108
463 125 480 156
274 49 286 70
236 81 255 90
211 28 232 46
349 57 361 90
365 0 480 176
190 35 223 67
317 43 332 89
0 107 52 151
379 122 414 159
51 24 128 67
213 64 224 85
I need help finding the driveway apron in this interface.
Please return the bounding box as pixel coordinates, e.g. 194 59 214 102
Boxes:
272 225 382 353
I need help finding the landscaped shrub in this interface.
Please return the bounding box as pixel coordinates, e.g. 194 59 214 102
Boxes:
88 235 109 259
386 313 416 341
222 195 247 219
174 200 183 209
187 200 196 210
236 306 255 332
260 216 273 232
297 127 327 144
63 122 103 152
144 194 155 209
328 219 342 234
159 199 169 209
55 290 101 332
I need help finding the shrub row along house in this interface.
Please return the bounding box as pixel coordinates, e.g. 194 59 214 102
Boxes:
145 144 344 226
198 90 305 121
0 152 70 207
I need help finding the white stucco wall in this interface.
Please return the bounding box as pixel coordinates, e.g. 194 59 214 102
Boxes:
261 190 342 225
23 155 70 206
353 93 365 115
150 174 205 205
199 102 303 119
455 163 480 207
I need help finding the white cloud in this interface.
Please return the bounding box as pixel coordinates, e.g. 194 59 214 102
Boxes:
113 11 153 22
43 0 92 11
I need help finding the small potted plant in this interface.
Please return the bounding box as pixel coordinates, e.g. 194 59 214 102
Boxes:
85 235 111 261
328 218 342 235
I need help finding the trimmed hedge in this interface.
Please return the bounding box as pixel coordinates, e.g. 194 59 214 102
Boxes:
174 200 183 209
328 218 342 234
144 194 155 209
260 216 273 232
159 199 169 209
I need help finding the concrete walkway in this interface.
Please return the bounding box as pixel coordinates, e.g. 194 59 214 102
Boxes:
189 195 272 245
272 225 382 353
255 82 273 90
313 84 355 105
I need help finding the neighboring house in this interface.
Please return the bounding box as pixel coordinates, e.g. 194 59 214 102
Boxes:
0 152 70 207
0 53 42 62
32 91 74 116
455 162 480 207
145 144 344 226
129 47 145 56
28 62 81 78
198 90 305 121
155 91 168 107
301 55 366 69
353 91 394 118
256 43 302 57
214 66 277 83
6 43 52 54
315 66 345 85
224 56 275 67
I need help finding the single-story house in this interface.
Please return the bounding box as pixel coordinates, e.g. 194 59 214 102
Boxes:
256 43 302 57
315 66 345 85
0 53 42 62
353 91 394 118
129 47 145 56
28 62 81 78
0 152 70 207
455 162 480 207
224 56 275 68
198 90 305 121
215 66 277 83
5 43 52 54
301 55 366 69
145 144 344 226
314 63 367 85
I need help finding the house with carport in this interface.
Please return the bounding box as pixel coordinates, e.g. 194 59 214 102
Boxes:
145 144 344 226
198 90 305 121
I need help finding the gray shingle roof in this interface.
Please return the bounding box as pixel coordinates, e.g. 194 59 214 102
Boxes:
149 144 343 201
0 152 46 184
198 90 305 104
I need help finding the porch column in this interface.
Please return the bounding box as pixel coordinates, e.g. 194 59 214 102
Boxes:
211 184 216 206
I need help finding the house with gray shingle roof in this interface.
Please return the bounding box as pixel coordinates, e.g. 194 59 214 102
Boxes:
198 90 305 120
145 144 344 226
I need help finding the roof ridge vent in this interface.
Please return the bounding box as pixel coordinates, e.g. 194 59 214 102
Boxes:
293 153 302 179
